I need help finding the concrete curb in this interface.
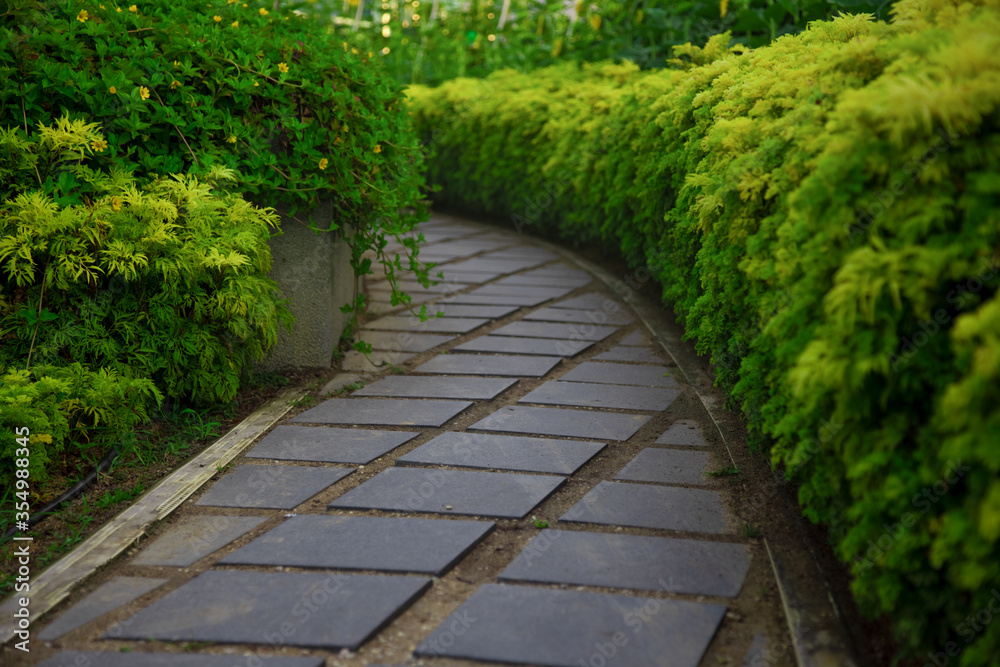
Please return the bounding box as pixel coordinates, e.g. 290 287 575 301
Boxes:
534 236 860 667
0 386 306 645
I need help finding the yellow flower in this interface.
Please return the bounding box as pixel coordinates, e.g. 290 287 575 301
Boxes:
589 13 601 30
253 80 259 87
129 4 137 12
169 79 180 89
99 3 105 8
720 0 729 18
231 20 238 27
318 158 328 170
259 7 268 15
90 139 108 152
373 144 382 154
139 85 150 100
277 62 289 73
213 15 221 22
77 9 89 22
111 196 122 212
173 60 180 67
116 7 122 12
351 47 358 55
109 85 117 94
334 136 342 145
226 135 237 144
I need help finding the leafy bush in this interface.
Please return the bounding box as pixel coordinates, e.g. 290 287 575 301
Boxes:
312 0 895 86
407 1 1000 662
1 117 291 405
0 363 160 487
1 0 427 292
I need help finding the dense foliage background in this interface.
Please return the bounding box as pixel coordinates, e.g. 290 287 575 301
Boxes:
406 0 1000 663
311 0 896 85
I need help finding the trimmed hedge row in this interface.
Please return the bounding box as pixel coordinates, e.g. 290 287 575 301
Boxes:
406 1 1000 662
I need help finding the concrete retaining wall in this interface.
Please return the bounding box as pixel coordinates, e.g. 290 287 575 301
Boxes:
257 200 356 371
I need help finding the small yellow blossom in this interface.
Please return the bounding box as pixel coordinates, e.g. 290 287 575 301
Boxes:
173 60 180 67
231 20 238 27
77 9 89 22
351 47 358 55
253 80 259 87
109 85 117 94
139 86 150 100
111 196 122 212
213 15 222 22
334 136 342 145
318 158 328 170
373 144 381 154
170 79 180 89
227 135 237 144
277 62 289 73
90 139 108 152
116 7 122 12
99 3 105 8
720 0 729 18
259 7 268 15
129 4 137 12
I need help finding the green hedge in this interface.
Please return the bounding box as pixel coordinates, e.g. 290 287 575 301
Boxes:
1 0 428 297
406 1 1000 662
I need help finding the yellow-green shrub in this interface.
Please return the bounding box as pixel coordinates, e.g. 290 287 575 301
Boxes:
407 1 1000 662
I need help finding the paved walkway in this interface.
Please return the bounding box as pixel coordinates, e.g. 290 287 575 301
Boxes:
28 214 775 667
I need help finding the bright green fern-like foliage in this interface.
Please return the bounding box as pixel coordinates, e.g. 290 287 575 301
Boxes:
0 117 291 406
0 364 160 488
407 0 1000 662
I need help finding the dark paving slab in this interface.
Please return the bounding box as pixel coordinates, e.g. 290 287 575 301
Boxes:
524 307 632 326
414 584 726 667
526 265 588 277
413 354 561 377
38 654 324 667
655 419 709 447
220 515 494 575
38 577 167 640
467 285 574 299
594 345 664 364
132 516 269 567
615 448 709 485
328 467 564 518
421 304 519 319
620 330 654 346
352 376 517 400
561 481 727 533
195 464 353 509
447 293 556 307
367 280 470 294
491 321 618 341
401 269 502 284
560 361 678 387
356 330 456 352
519 381 678 412
495 274 591 288
363 315 489 333
445 257 548 274
550 292 622 311
453 335 594 357
484 248 558 261
246 426 419 464
110 570 430 650
397 431 605 474
470 406 650 441
499 530 750 597
291 398 472 427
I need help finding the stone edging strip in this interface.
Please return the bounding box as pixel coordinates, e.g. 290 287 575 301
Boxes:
533 236 859 667
0 385 306 645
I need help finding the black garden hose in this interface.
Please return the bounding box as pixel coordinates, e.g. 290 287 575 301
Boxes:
0 446 120 546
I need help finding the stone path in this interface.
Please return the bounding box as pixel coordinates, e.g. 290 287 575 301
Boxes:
29 214 778 667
